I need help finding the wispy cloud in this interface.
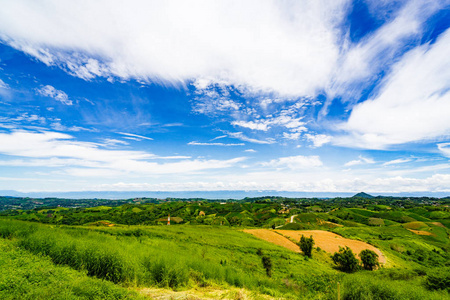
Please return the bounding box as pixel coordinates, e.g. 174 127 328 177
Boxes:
262 155 323 170
383 158 412 166
117 132 153 141
344 156 375 167
0 130 245 175
0 0 347 97
188 141 244 146
337 27 450 149
226 131 275 144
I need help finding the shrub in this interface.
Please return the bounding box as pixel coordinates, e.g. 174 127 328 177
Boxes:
359 249 379 270
298 235 314 258
425 267 450 291
262 256 273 277
332 247 359 273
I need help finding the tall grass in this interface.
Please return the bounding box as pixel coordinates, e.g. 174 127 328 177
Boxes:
0 219 289 295
0 238 142 300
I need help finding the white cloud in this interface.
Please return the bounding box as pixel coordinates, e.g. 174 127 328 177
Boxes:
231 121 270 131
102 138 129 146
91 173 450 193
0 79 9 89
344 155 375 167
283 132 301 140
262 155 323 170
383 158 412 166
337 28 450 149
226 131 275 144
117 132 153 141
0 130 245 175
36 85 72 105
188 141 244 146
438 143 450 157
305 134 332 148
0 0 347 97
244 149 256 153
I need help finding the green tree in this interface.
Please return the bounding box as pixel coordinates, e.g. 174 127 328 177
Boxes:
332 246 359 272
298 235 314 258
359 249 379 270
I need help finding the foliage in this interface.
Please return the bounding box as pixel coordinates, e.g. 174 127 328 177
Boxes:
261 256 273 277
359 249 379 270
0 238 142 300
425 267 450 291
332 247 360 273
298 235 314 258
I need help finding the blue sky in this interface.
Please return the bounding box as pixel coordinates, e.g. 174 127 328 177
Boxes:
0 0 449 194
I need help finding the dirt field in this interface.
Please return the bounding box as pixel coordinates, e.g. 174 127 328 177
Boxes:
244 229 385 264
276 230 386 264
243 229 300 252
431 222 446 228
407 229 434 236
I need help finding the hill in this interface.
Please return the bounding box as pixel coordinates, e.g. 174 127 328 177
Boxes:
352 192 375 198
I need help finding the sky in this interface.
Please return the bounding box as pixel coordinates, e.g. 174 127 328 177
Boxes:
0 0 450 195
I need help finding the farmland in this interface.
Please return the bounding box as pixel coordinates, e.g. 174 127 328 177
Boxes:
0 194 449 299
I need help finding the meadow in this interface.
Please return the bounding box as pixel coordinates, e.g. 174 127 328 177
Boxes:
0 195 449 299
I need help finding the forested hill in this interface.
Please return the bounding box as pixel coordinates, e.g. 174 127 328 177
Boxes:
1 195 448 228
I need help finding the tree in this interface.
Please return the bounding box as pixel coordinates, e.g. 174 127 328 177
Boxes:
359 249 379 270
261 255 273 277
298 235 314 258
332 246 359 272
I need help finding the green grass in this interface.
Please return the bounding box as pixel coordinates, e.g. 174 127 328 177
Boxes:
1 216 449 299
0 238 142 300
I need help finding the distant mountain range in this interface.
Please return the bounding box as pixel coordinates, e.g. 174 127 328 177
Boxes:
0 190 448 200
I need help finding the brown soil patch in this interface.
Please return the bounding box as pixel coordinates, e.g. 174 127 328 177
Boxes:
276 230 386 264
318 220 343 227
431 222 446 228
407 229 434 236
244 229 385 264
138 287 278 300
243 229 300 252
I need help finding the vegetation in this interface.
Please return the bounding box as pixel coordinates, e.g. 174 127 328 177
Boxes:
359 249 379 270
332 247 360 273
0 193 449 299
299 235 314 258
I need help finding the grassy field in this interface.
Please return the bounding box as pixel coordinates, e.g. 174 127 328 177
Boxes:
1 216 449 299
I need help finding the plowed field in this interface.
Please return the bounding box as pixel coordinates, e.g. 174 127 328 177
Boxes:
407 229 434 236
244 229 385 264
243 229 300 252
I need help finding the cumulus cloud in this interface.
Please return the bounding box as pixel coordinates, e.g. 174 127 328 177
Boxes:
91 173 450 193
36 85 72 105
262 155 323 170
305 134 332 148
0 0 347 97
337 27 450 149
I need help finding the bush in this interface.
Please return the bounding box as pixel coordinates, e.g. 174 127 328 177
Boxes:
262 256 273 277
332 247 359 273
299 235 314 258
425 267 450 291
359 249 379 270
